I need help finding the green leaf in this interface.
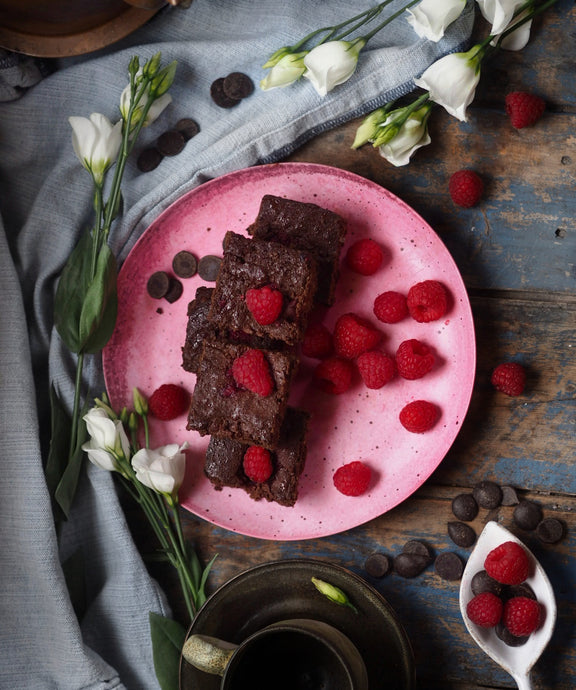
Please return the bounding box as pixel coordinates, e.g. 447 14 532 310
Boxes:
45 385 72 523
54 406 88 519
149 612 187 690
54 230 118 355
79 243 118 354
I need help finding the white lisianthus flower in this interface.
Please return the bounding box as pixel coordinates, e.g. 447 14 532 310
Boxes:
492 9 532 51
476 0 526 35
260 51 308 90
69 113 122 184
82 407 130 472
303 39 366 97
376 104 433 167
132 443 188 498
406 0 467 42
414 45 483 121
120 74 172 128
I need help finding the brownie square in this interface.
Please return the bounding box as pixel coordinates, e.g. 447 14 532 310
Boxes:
182 286 214 373
186 340 298 448
205 407 310 507
208 231 317 347
248 195 347 305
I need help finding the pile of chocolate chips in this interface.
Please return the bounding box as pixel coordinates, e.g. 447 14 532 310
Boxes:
210 72 254 108
146 250 222 307
137 117 200 173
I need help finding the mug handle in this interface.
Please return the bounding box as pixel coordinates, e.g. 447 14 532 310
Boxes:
182 634 238 676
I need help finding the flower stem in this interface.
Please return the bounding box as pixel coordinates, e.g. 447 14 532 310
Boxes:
360 0 421 43
69 352 85 459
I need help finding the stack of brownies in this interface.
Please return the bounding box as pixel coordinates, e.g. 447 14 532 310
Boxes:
182 195 347 507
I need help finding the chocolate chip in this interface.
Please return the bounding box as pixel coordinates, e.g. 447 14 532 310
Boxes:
198 255 222 281
434 552 464 581
473 480 503 509
513 499 543 531
503 583 536 600
156 129 186 157
147 271 170 299
402 539 433 563
451 493 479 521
210 77 241 108
394 552 429 578
137 146 163 172
471 570 502 596
447 521 476 548
495 621 529 647
175 117 200 141
500 485 520 506
172 250 198 278
536 517 566 544
164 276 183 303
364 552 392 578
223 72 254 100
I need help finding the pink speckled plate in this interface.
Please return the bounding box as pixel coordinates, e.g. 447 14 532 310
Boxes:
103 162 475 540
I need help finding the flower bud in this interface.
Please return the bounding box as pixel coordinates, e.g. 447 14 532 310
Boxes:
311 577 358 612
303 38 365 97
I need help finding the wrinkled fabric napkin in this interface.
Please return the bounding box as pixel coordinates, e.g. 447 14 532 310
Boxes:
0 1 474 687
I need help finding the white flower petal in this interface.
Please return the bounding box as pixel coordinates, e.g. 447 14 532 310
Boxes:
407 0 466 42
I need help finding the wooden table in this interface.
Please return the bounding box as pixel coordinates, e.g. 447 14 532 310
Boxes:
143 4 575 688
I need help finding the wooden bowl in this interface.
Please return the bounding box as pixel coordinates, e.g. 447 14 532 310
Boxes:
0 0 165 57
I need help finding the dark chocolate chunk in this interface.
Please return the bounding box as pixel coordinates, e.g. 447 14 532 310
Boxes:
434 552 464 581
198 254 222 281
501 485 520 506
223 71 254 100
402 539 434 563
495 621 529 647
175 117 200 141
536 517 566 544
210 77 241 108
137 146 163 172
447 521 477 548
364 552 392 578
503 582 536 601
471 570 503 597
164 276 183 303
147 270 170 299
172 250 198 278
156 129 186 156
393 552 429 578
513 499 543 531
473 480 503 509
452 493 479 521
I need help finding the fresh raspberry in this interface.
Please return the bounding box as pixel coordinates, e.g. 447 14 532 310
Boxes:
484 541 532 585
245 285 283 325
373 290 408 324
148 383 190 420
345 238 384 276
503 596 542 637
505 91 545 129
407 280 448 323
313 357 353 395
491 362 526 396
301 322 333 359
395 339 435 380
231 348 274 396
466 592 503 628
449 169 484 208
333 313 381 359
399 400 439 433
357 350 395 389
243 446 273 483
333 461 371 496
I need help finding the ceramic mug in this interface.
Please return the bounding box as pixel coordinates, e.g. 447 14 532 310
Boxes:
182 617 369 690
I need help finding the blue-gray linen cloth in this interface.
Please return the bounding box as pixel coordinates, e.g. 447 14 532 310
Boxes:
0 2 473 687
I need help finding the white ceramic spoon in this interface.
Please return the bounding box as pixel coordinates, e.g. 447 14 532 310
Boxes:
459 521 557 690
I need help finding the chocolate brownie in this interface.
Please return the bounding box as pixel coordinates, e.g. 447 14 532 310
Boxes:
208 231 318 346
248 195 347 305
205 407 310 507
186 340 298 448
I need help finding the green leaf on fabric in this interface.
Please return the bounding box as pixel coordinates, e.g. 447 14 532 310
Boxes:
54 229 118 355
45 385 72 523
54 403 88 519
149 612 187 690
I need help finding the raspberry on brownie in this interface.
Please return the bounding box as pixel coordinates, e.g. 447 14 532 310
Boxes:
248 195 347 305
208 231 318 346
204 407 310 507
